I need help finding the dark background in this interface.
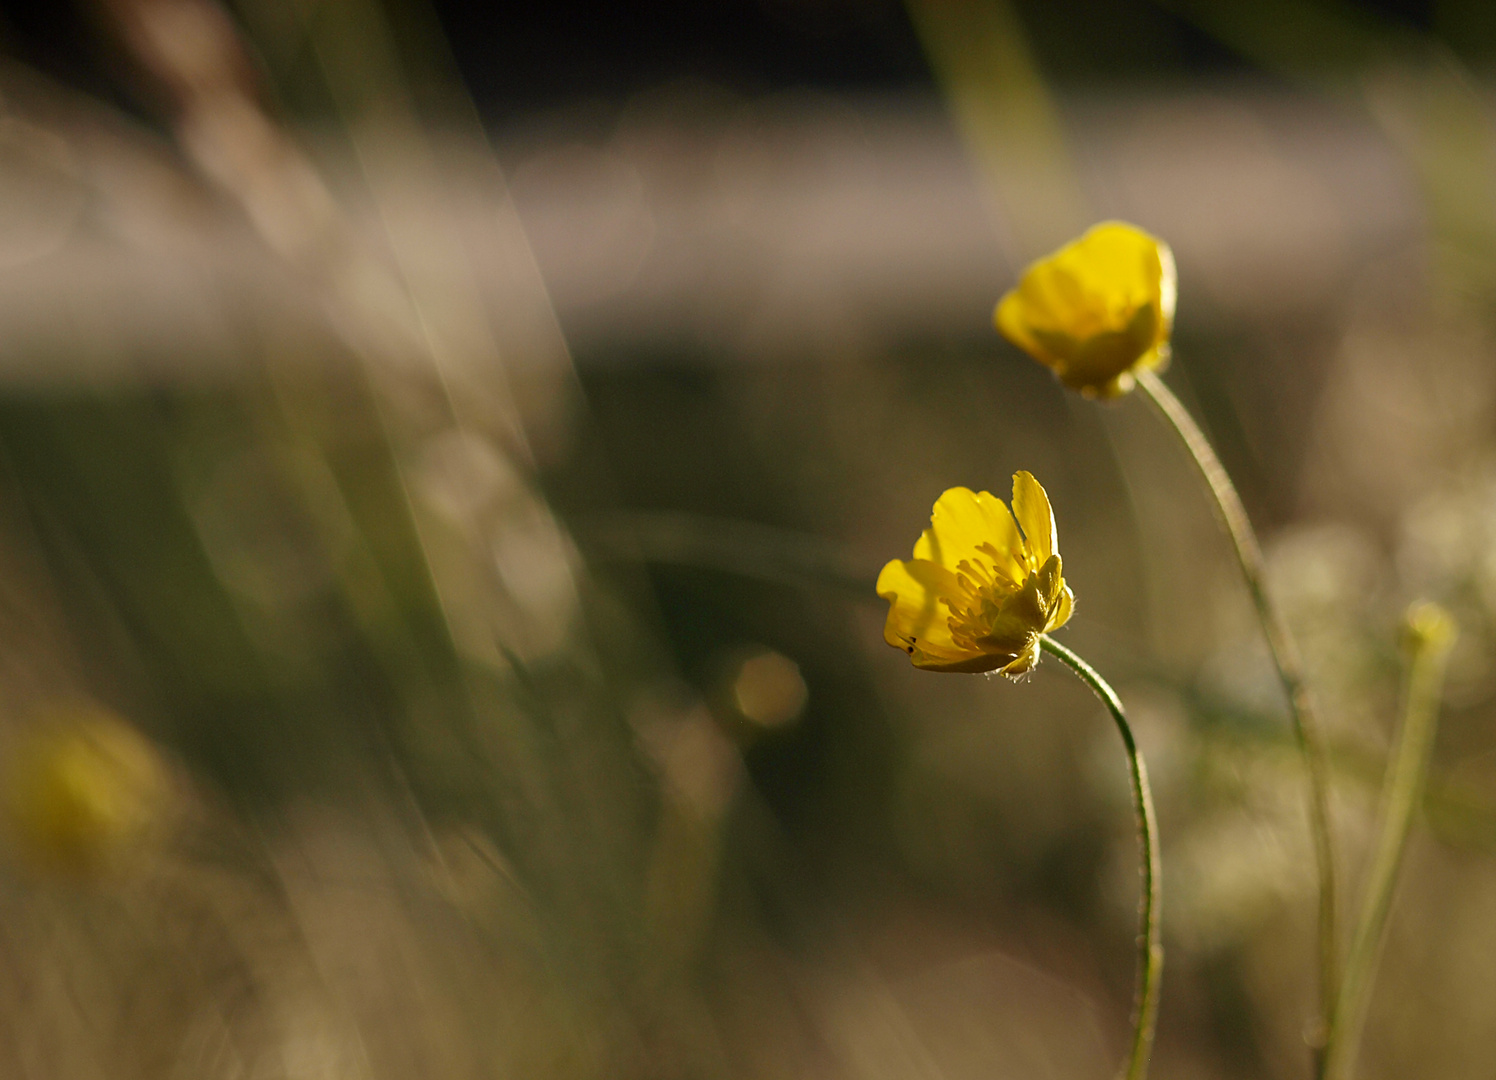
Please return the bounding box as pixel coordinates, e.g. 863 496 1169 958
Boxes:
1 0 1474 119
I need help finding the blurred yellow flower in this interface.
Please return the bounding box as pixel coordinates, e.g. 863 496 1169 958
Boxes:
878 472 1074 676
1401 600 1456 654
996 221 1176 398
3 707 168 877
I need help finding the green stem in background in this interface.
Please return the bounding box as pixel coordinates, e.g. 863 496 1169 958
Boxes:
1040 634 1162 1080
1135 366 1339 1058
1324 603 1456 1080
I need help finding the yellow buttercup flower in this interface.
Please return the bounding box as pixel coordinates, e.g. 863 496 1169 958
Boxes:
2 707 169 877
1401 600 1456 654
996 221 1176 399
878 472 1074 676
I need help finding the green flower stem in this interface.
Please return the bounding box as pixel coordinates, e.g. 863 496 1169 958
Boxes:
1324 608 1456 1080
1135 367 1339 1057
1040 634 1161 1080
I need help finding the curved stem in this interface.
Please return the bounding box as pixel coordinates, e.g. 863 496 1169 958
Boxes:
1323 606 1455 1080
1041 634 1161 1080
1135 367 1338 1061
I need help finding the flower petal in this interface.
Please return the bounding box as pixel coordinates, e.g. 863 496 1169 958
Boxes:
877 558 962 655
1058 306 1159 391
1023 262 1106 337
1011 471 1057 567
913 648 1014 674
913 487 1025 583
1155 239 1177 334
1047 584 1075 632
995 288 1056 366
1033 554 1064 608
1070 222 1166 303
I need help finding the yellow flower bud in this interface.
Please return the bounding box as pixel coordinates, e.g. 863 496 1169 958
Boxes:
1401 600 1457 655
3 707 168 877
996 221 1176 399
877 472 1074 676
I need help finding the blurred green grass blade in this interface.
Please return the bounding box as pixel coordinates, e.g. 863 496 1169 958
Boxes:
904 0 1090 259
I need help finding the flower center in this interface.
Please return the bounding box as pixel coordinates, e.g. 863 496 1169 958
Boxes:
944 542 1028 648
